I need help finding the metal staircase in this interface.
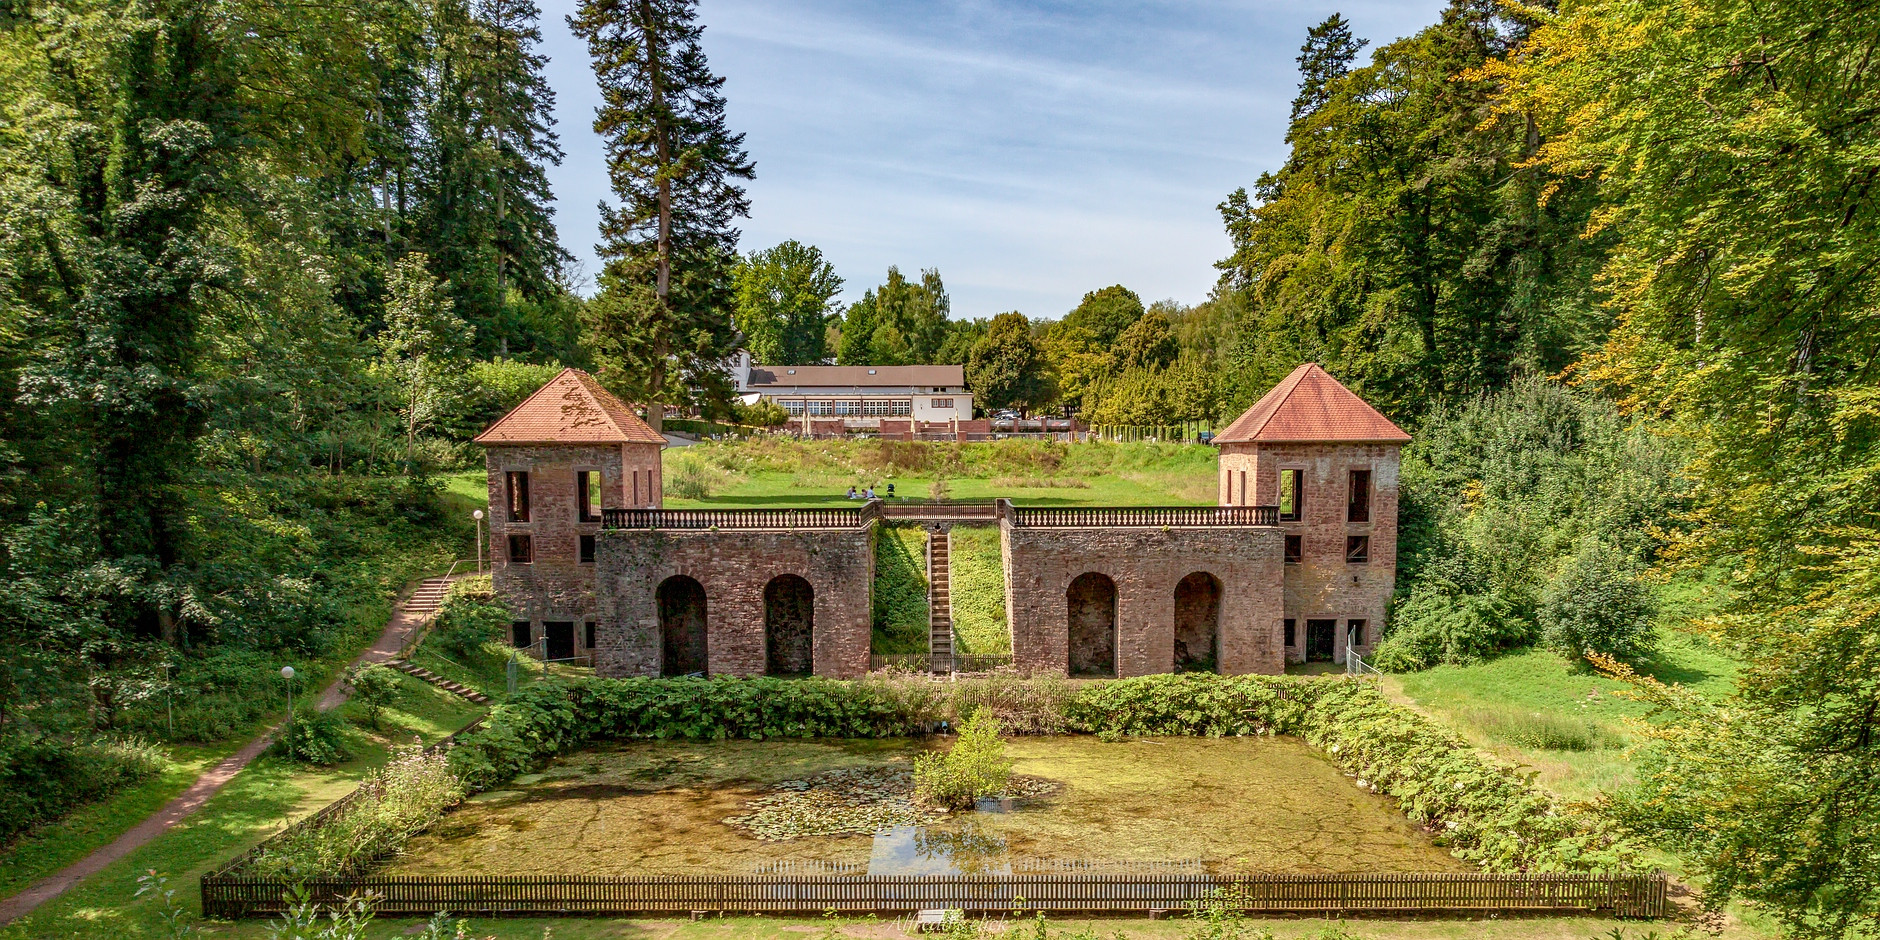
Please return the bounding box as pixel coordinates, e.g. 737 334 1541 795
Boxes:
927 530 953 674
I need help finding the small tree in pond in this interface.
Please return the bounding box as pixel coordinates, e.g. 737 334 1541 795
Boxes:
914 710 1011 809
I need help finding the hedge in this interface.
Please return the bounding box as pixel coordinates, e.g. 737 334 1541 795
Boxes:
446 673 1638 873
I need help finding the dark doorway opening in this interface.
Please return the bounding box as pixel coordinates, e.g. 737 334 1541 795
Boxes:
1173 572 1221 672
511 621 531 648
764 575 815 676
1305 619 1337 662
544 621 574 660
657 576 708 676
1067 573 1117 677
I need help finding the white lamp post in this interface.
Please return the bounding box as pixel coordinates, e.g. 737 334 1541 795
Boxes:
473 509 485 573
281 665 296 725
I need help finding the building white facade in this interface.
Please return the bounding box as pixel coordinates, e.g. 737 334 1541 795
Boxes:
732 353 973 428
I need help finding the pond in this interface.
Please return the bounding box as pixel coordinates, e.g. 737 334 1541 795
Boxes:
390 736 1467 877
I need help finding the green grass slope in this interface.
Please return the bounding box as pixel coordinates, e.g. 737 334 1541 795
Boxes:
949 525 1009 655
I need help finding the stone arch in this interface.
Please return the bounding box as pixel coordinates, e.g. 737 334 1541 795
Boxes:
657 575 708 676
1173 572 1221 673
764 574 815 676
1066 572 1117 677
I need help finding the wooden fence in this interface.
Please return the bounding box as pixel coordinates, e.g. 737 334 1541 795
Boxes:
1009 506 1279 528
602 502 879 530
199 872 1667 919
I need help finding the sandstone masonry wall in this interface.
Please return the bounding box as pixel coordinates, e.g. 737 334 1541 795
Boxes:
1218 441 1400 662
486 442 662 654
593 525 875 678
1002 522 1286 676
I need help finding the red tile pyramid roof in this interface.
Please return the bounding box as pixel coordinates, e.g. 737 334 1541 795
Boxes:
473 368 665 445
1216 363 1410 444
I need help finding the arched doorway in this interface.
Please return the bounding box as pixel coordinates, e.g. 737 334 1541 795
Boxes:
657 575 708 676
764 575 815 676
1173 572 1221 673
1067 572 1116 677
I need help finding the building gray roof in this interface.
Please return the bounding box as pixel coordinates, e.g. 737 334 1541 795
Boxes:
744 364 966 388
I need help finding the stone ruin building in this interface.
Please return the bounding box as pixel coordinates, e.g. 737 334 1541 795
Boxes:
476 363 1408 678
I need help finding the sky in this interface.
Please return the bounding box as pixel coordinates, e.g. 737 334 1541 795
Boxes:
536 0 1449 320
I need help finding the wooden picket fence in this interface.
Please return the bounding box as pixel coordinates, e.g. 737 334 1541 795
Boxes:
200 871 1667 919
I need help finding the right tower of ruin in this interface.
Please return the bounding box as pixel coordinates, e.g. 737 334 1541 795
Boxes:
1214 364 1411 665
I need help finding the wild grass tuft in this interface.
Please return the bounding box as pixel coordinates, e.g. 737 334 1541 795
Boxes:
1461 708 1621 751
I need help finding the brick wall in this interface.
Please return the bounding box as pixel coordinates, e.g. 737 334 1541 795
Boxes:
592 525 875 678
484 442 662 653
1001 521 1286 676
1218 441 1400 662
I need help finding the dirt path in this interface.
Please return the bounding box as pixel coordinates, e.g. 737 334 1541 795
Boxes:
0 575 455 925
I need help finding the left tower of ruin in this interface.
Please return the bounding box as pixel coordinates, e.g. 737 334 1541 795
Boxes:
474 368 665 660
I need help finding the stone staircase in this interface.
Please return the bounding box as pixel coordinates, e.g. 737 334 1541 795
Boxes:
404 577 451 618
384 659 492 705
928 531 953 674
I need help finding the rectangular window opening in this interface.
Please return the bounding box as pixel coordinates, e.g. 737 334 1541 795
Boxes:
1346 535 1369 564
1284 618 1296 647
511 621 531 647
931 398 954 409
577 470 602 522
1279 469 1301 521
508 533 533 564
506 471 531 522
1348 469 1372 523
1239 469 1248 507
585 621 597 649
1284 534 1302 564
579 534 596 564
891 399 912 416
1348 619 1367 648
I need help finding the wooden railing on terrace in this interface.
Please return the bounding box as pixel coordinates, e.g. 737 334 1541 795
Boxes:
602 501 880 530
199 871 1668 919
1007 505 1279 528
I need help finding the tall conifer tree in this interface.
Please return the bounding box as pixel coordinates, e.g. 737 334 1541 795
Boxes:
571 0 752 429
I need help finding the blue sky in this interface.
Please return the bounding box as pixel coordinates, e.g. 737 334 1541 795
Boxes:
536 0 1447 319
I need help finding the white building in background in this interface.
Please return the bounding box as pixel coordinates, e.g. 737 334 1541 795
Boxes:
731 352 974 428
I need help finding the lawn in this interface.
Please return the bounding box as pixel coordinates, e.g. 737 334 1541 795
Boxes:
3 673 484 940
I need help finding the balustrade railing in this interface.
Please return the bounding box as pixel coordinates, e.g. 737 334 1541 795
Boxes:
1009 505 1279 528
602 504 874 530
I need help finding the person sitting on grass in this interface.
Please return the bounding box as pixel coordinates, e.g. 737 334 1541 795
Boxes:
846 486 858 499
864 486 877 499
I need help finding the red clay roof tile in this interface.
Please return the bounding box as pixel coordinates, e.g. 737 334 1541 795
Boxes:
473 368 665 445
1215 363 1410 444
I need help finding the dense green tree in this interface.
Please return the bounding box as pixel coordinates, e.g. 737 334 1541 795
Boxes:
375 254 473 463
733 240 842 365
571 0 753 429
966 313 1053 415
1216 0 1610 419
1290 13 1366 123
1492 0 1880 931
934 318 989 366
1113 310 1180 371
1060 285 1144 347
835 267 950 365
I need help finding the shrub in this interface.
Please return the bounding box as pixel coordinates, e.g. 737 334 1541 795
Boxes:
249 746 465 878
1370 591 1527 671
732 399 789 427
914 711 1012 809
0 736 165 843
431 578 509 659
1538 543 1659 666
665 454 722 500
348 665 403 727
275 709 351 765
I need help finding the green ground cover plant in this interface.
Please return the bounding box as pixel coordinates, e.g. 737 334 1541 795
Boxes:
872 526 929 655
247 746 465 879
435 673 1634 873
0 736 165 844
948 526 1009 655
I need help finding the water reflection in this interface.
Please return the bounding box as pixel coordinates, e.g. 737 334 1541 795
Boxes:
869 820 1011 875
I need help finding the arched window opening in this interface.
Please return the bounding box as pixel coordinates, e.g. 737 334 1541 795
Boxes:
1067 572 1117 678
657 575 708 676
1173 572 1221 673
764 575 815 676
